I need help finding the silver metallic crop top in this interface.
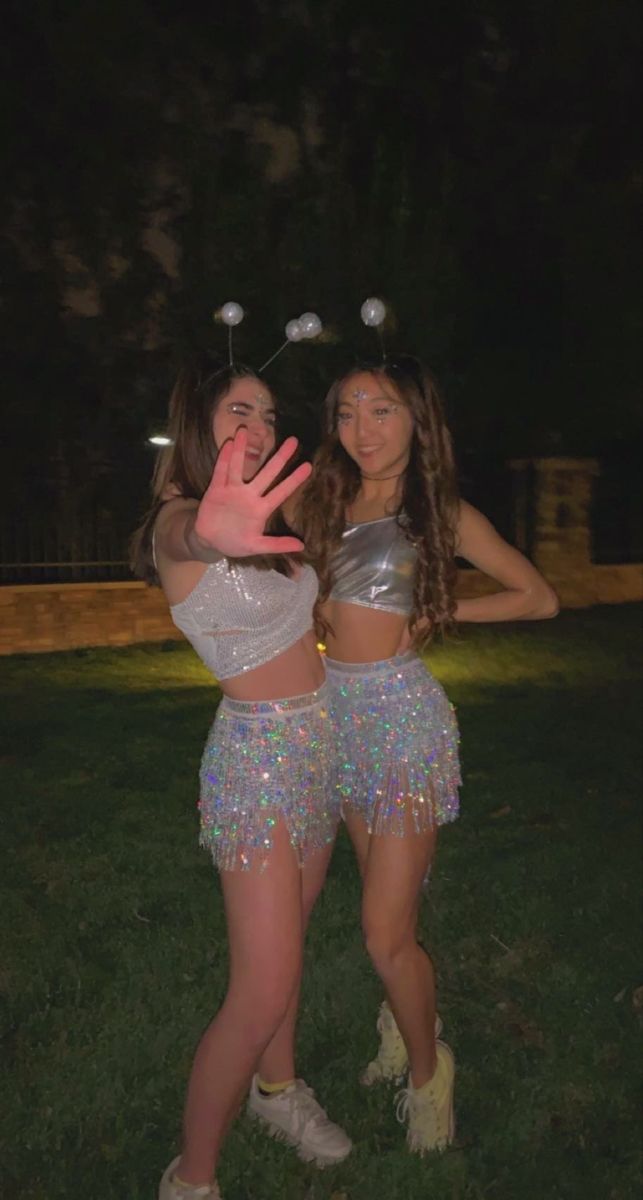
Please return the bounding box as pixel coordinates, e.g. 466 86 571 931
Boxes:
170 560 318 680
329 516 416 615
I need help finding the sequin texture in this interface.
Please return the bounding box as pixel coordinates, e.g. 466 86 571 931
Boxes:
326 652 461 836
199 683 339 871
170 560 318 680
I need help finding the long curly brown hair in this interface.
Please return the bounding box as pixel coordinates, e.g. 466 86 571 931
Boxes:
130 351 297 585
299 355 459 646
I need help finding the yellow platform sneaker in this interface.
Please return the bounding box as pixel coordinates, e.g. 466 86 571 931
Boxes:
360 1000 443 1086
395 1040 455 1155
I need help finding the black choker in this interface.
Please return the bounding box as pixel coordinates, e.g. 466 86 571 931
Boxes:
360 471 405 482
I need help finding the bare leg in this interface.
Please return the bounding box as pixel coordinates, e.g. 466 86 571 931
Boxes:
256 841 334 1084
345 807 438 1089
176 821 304 1186
343 809 370 879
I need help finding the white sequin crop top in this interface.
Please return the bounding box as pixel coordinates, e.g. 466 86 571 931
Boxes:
329 516 416 615
170 560 318 680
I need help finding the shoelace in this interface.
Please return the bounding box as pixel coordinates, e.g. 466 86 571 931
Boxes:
284 1084 333 1135
394 1086 412 1125
395 1084 438 1126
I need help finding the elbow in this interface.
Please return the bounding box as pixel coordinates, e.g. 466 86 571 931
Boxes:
535 583 559 619
518 582 559 620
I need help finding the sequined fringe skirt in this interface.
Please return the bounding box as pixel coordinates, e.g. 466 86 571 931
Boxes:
325 653 461 837
199 683 339 872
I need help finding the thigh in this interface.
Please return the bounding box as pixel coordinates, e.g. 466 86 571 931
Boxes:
220 819 304 988
362 811 438 938
343 808 371 880
299 841 335 924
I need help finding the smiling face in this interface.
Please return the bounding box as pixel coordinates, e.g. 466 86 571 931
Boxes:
335 371 415 479
212 376 277 479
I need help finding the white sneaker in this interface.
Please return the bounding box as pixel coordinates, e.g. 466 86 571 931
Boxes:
158 1156 222 1200
247 1075 352 1167
395 1040 456 1155
360 1000 444 1086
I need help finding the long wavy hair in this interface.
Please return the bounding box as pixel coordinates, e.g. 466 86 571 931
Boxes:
130 351 296 584
299 355 459 646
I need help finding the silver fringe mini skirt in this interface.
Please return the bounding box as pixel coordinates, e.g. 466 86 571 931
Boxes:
325 652 461 837
198 682 340 872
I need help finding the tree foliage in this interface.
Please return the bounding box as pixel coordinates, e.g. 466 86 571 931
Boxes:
1 0 640 522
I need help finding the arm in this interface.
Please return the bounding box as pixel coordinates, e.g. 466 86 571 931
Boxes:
155 429 312 566
454 500 558 622
155 496 222 566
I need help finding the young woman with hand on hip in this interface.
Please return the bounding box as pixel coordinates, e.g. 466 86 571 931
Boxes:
132 353 351 1200
296 352 558 1157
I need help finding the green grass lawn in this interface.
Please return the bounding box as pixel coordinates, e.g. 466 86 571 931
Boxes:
1 605 642 1200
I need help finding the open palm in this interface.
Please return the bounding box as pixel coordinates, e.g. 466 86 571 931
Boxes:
193 428 311 558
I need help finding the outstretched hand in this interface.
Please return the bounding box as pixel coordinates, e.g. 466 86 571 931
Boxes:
192 428 311 558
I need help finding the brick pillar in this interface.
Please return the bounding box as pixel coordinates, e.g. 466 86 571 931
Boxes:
509 457 600 575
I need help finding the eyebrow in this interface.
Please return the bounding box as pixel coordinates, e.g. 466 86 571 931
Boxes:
228 398 276 411
338 392 394 406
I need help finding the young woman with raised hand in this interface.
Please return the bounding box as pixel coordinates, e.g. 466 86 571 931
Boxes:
296 353 558 1157
132 352 351 1200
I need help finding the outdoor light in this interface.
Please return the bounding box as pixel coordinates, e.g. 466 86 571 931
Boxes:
148 434 173 446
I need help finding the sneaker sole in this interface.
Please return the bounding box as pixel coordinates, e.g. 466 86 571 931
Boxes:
247 1106 352 1168
158 1156 222 1200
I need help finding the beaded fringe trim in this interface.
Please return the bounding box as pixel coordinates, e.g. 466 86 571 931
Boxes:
326 654 461 837
198 686 339 872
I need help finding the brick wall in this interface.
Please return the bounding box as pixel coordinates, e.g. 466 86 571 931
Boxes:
0 580 178 655
2 563 641 656
2 458 641 655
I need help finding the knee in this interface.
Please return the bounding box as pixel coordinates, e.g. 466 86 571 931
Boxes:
259 974 297 1030
362 914 411 977
231 968 298 1049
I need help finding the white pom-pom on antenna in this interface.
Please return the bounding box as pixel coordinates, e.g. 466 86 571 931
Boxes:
220 301 244 326
299 312 323 339
285 318 304 342
360 297 386 327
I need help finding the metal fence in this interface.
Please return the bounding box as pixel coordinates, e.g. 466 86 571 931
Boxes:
1 455 640 584
0 515 133 584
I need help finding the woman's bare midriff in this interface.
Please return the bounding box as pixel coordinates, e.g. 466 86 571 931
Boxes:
220 629 326 701
321 600 409 663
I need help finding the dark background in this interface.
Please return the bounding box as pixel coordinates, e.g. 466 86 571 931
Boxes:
1 0 641 573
